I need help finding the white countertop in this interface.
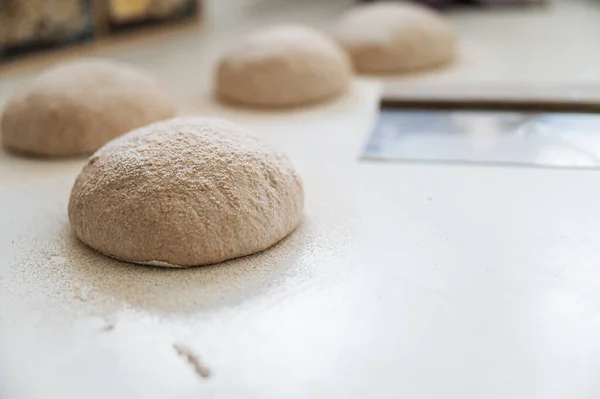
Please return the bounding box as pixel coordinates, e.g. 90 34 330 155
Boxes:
2 1 600 398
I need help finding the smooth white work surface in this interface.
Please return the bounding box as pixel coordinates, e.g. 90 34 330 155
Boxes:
2 1 600 398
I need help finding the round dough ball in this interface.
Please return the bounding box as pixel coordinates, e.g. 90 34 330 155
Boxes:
68 117 304 267
330 2 456 74
216 24 352 108
1 59 176 157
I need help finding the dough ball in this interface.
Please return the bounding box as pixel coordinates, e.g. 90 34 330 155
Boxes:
216 24 352 108
330 2 456 74
68 117 304 267
1 59 177 157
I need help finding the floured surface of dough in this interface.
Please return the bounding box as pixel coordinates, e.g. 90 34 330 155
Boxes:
68 117 304 267
216 24 352 108
1 59 176 157
330 2 456 74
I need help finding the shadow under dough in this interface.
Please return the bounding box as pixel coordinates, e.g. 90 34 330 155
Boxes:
62 221 309 315
183 86 360 121
0 146 88 184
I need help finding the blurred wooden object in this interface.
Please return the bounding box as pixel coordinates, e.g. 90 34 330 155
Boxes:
92 0 111 36
0 0 90 48
107 0 199 34
110 0 153 22
0 0 201 61
110 0 192 23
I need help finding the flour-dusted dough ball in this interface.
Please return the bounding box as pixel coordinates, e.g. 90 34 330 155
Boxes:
1 60 176 157
330 2 456 74
216 24 352 108
68 117 304 267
